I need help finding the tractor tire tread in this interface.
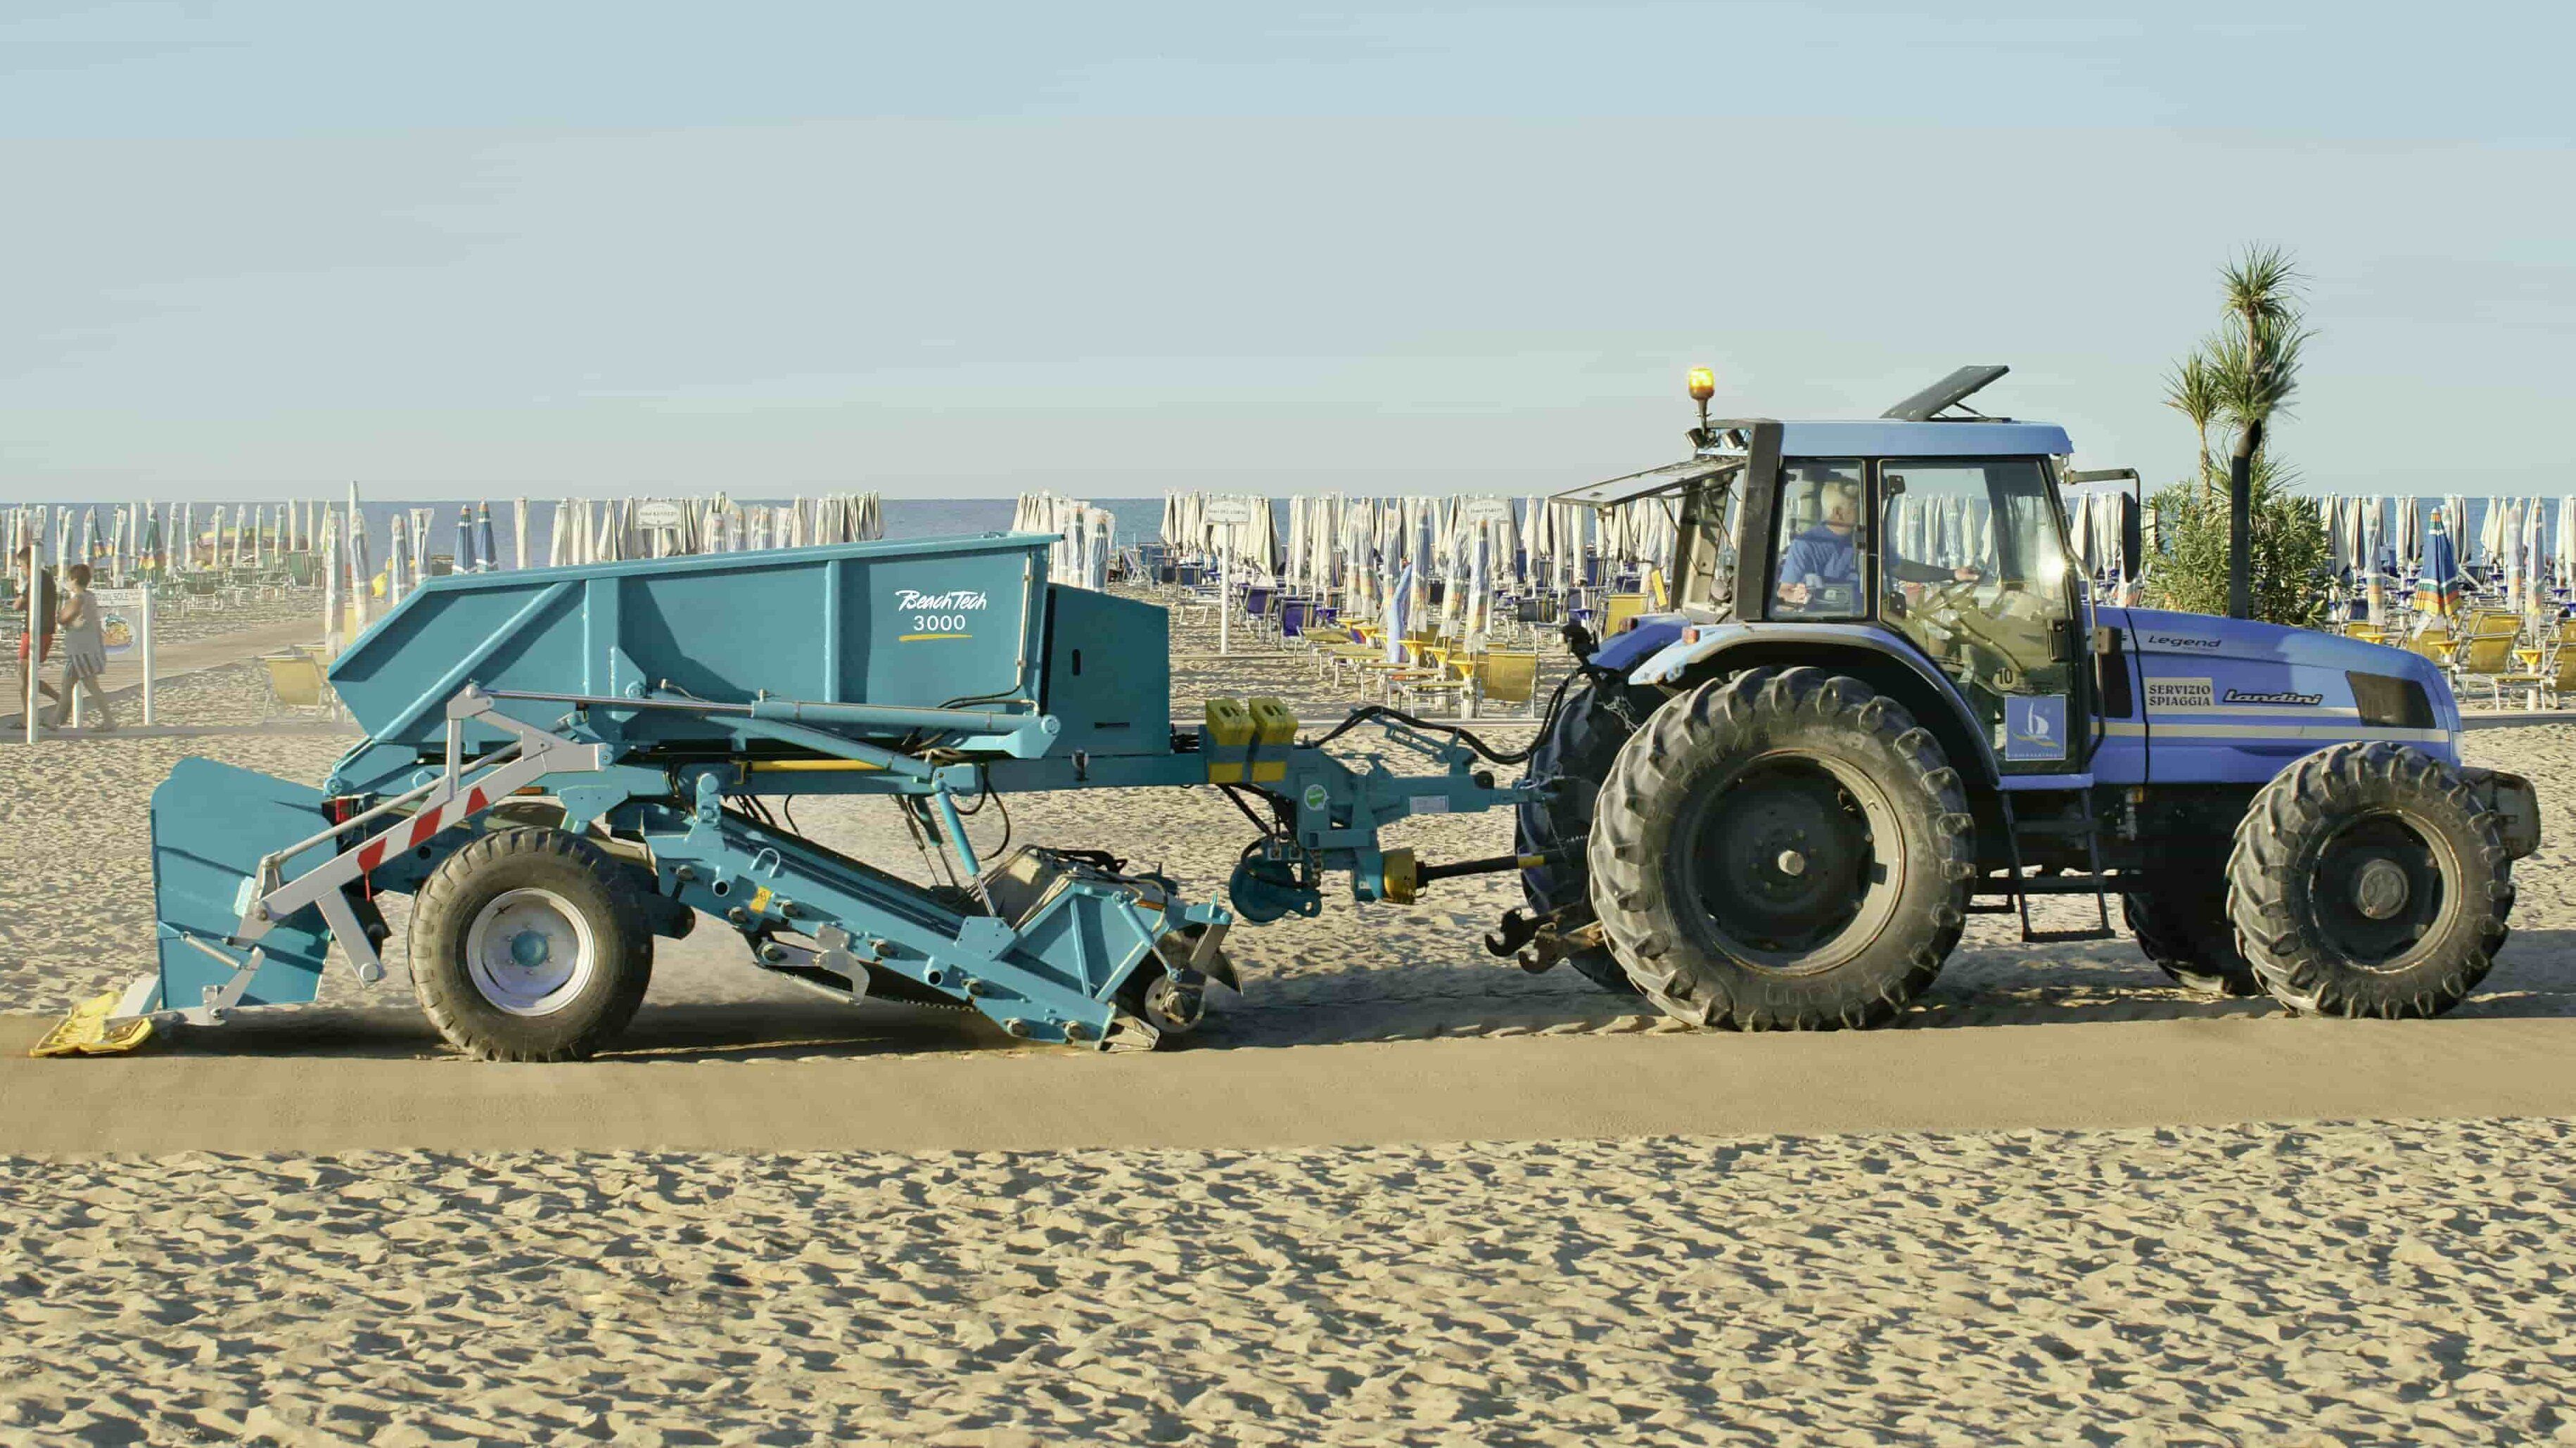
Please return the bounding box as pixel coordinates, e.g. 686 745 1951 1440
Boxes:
2122 887 2264 999
1517 674 1659 994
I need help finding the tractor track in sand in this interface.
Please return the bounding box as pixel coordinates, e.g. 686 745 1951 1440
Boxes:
13 1011 2576 1156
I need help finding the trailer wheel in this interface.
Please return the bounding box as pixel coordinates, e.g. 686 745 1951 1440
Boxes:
2121 884 2264 998
1588 667 1974 1030
2226 742 2511 1019
1515 674 1659 994
409 828 654 1061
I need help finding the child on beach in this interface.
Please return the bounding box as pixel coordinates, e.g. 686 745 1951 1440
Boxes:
48 563 115 731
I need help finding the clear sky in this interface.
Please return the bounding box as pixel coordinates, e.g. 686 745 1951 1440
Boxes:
4 2 2568 501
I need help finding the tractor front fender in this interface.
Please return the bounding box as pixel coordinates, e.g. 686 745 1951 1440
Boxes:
1628 623 2004 788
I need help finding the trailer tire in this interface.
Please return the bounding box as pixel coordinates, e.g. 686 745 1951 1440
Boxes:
1517 674 1661 994
1588 666 1972 1030
409 827 654 1061
2226 742 2511 1019
2121 885 2264 998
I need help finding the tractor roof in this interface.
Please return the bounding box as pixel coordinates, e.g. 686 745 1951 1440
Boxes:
1558 419 2075 508
1782 364 2069 456
1766 419 2072 459
1557 366 2072 508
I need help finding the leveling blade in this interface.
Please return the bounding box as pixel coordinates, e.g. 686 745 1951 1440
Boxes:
31 989 155 1058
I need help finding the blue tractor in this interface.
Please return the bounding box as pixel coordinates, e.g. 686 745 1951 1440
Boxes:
1511 366 2542 1025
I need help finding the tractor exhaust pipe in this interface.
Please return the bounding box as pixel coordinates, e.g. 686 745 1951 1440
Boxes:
2227 416 2263 620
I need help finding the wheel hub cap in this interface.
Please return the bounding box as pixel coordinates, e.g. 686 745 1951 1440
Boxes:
464 888 597 1017
2309 813 2452 971
2352 857 2411 920
1684 756 1891 968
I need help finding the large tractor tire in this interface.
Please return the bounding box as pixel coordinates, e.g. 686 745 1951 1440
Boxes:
2226 741 2512 1019
1588 666 1975 1030
409 828 656 1061
2121 882 2264 998
1516 673 1660 994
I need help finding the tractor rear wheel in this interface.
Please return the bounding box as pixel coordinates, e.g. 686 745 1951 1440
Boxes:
1588 667 1975 1030
409 827 655 1061
2121 883 2264 998
1516 673 1659 994
2226 742 2511 1019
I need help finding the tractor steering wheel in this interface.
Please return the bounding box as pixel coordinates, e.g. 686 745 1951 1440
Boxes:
1908 575 1985 628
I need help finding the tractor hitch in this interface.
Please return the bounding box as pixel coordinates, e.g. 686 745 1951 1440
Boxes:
1486 902 1603 975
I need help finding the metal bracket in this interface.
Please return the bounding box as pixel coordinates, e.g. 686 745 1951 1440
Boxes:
174 933 267 1025
237 684 606 987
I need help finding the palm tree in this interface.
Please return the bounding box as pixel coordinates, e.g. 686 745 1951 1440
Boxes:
2214 245 2310 446
2210 309 2310 439
2162 347 2224 504
2221 245 2300 323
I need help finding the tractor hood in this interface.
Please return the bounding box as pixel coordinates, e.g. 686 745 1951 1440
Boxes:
2104 607 2464 776
2108 608 2451 696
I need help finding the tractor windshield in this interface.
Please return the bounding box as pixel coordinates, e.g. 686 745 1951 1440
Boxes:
1878 457 2079 766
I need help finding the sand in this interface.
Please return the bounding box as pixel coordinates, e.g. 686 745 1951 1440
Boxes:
7 1123 2576 1444
6 600 2576 1442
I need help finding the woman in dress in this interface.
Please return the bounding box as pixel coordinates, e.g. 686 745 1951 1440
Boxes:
49 563 115 731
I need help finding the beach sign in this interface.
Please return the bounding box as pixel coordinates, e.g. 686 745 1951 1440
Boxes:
635 501 687 531
96 587 144 656
91 585 155 726
1460 498 1514 525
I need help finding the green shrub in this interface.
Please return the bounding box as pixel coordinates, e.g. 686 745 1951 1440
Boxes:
2144 477 2330 628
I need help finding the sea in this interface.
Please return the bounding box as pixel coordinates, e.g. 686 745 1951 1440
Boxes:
32 493 2551 570
113 498 1227 569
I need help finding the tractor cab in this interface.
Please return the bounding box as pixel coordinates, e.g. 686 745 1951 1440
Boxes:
1559 366 2093 775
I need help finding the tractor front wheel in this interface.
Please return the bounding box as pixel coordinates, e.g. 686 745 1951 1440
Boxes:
1588 667 1975 1030
409 828 656 1061
2121 883 2264 999
2226 742 2511 1018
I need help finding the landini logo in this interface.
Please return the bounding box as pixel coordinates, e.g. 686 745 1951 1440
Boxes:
2141 632 2221 650
2224 688 2323 707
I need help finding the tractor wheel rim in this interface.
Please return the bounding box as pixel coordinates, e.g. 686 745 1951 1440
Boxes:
1678 751 1904 975
2308 809 2454 971
464 888 597 1016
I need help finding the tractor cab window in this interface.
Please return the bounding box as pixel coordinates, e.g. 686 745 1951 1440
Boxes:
1879 458 2079 766
1768 460 1868 620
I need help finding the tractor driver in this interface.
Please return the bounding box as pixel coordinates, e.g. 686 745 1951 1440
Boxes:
1775 475 1982 614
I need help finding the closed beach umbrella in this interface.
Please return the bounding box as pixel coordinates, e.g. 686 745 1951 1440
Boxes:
345 485 369 593
1385 561 1415 662
2523 497 2550 621
2416 508 2460 621
386 511 409 601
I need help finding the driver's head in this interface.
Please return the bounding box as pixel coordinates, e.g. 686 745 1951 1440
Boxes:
1818 479 1859 532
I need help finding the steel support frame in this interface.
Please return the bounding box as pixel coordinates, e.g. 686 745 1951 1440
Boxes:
231 684 607 989
639 801 1189 1051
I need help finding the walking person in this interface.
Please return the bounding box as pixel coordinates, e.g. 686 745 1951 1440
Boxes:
11 544 60 723
49 563 115 731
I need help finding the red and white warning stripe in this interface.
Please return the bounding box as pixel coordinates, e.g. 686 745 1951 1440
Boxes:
351 784 495 873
